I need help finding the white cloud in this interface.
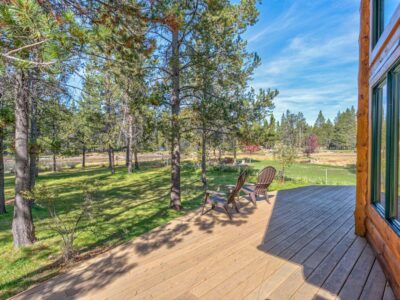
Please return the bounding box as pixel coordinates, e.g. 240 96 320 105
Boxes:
247 0 359 123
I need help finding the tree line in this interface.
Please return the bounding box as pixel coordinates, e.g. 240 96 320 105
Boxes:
275 107 357 151
0 1 279 247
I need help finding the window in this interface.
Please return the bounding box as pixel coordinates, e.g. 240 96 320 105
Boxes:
371 63 400 230
395 68 400 221
373 0 400 47
372 81 387 209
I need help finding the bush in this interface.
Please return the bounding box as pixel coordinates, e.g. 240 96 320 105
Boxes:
24 184 98 263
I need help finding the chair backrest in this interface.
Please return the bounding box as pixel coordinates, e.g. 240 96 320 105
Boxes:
228 170 247 204
255 166 276 194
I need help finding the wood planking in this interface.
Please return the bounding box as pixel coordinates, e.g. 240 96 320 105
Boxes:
110 186 346 299
359 259 387 300
123 187 351 299
337 244 376 299
246 208 354 299
198 194 355 300
11 186 395 300
383 282 397 300
289 229 359 300
313 237 367 299
264 217 355 300
101 186 342 299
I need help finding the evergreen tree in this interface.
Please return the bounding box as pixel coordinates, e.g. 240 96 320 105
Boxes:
313 110 329 148
331 107 356 150
0 0 86 247
147 0 260 209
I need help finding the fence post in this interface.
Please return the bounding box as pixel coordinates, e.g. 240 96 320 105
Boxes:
325 169 328 185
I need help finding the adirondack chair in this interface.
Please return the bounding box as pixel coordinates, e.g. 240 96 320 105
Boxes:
241 166 276 205
201 170 247 220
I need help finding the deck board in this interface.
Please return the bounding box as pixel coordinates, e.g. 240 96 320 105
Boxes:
11 186 395 300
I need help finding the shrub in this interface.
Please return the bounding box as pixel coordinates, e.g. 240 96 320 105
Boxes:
25 184 98 263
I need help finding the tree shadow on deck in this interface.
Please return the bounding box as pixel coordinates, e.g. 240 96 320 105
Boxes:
14 243 138 300
132 199 258 256
10 182 258 299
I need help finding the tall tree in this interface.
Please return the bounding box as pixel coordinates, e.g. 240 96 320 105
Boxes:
0 0 86 247
147 0 260 208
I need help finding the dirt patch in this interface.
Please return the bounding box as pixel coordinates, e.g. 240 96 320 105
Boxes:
236 150 356 167
308 151 356 166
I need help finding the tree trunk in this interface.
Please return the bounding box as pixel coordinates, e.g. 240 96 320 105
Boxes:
29 93 38 190
126 115 132 173
201 127 207 190
109 147 115 174
82 146 86 168
134 147 139 170
0 126 6 214
52 153 56 172
170 28 182 210
12 70 35 247
108 148 112 169
233 138 237 164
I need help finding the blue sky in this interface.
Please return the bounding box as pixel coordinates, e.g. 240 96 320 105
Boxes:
244 0 359 124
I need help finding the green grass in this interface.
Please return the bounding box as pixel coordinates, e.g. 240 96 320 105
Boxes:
0 159 355 299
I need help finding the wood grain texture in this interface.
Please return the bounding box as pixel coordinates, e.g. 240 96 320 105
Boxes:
10 186 394 300
356 0 371 237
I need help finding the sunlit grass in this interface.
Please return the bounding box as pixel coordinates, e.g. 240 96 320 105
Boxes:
0 159 355 299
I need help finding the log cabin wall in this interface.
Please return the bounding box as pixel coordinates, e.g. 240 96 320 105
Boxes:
357 0 400 297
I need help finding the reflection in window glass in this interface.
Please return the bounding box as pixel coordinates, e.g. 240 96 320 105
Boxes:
384 0 399 27
395 71 400 222
380 83 388 208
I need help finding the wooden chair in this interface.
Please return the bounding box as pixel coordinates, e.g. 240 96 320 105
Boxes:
201 170 247 220
241 166 276 205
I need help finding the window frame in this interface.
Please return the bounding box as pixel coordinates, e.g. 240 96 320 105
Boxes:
371 80 386 209
372 0 384 47
372 0 400 48
371 62 400 234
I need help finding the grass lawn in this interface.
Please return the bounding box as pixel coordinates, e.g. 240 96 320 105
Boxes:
0 159 355 299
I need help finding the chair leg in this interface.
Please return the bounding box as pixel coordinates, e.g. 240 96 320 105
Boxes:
233 200 240 213
250 192 257 206
202 206 214 216
265 191 270 203
201 203 206 215
201 194 212 215
223 204 233 220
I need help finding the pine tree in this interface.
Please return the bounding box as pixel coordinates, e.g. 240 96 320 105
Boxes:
147 0 260 209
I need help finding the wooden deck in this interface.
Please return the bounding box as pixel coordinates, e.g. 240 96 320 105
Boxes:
12 186 396 300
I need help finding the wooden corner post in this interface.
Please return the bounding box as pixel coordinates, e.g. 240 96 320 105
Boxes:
355 0 370 236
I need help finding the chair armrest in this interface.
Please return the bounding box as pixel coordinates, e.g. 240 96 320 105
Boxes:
225 184 236 192
206 190 226 196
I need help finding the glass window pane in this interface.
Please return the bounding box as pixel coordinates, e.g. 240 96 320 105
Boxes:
384 0 399 27
380 83 388 208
